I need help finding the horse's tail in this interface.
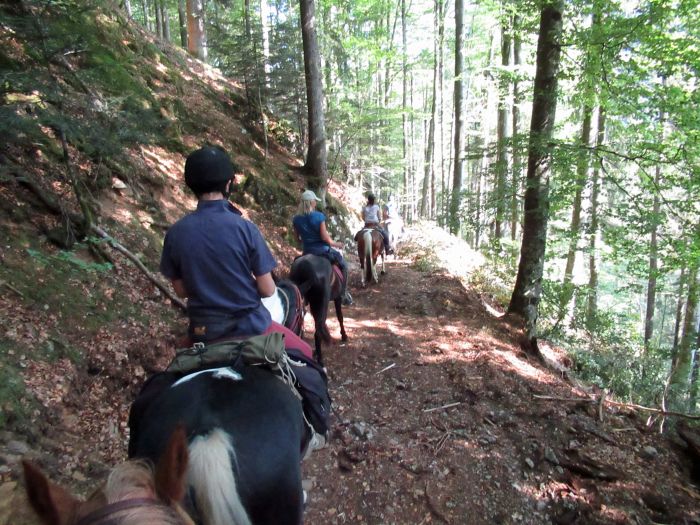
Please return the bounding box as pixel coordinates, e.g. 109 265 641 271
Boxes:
188 428 252 525
362 230 373 283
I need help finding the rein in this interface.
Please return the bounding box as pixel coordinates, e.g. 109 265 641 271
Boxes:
75 497 169 525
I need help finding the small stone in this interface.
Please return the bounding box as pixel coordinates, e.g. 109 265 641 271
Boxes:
6 440 30 455
640 446 658 460
544 447 559 465
524 457 535 469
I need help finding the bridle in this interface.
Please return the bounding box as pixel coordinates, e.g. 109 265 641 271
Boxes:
75 497 184 525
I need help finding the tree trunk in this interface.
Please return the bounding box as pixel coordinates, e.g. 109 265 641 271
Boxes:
401 0 409 221
449 0 465 235
122 0 132 18
420 6 439 219
645 107 665 349
186 0 206 60
260 0 272 85
669 256 699 410
507 1 564 340
557 103 593 323
510 14 521 241
141 0 150 30
154 0 163 38
494 17 511 239
689 319 700 408
586 106 605 331
177 0 187 48
437 0 446 225
299 0 328 199
162 0 171 41
673 267 687 355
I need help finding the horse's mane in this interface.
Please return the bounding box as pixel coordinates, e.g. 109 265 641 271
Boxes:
101 461 193 525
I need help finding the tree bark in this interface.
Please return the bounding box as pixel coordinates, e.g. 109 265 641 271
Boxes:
586 106 606 330
494 16 511 239
177 0 187 48
420 4 439 219
437 0 447 225
154 0 163 39
669 253 699 410
558 103 592 323
186 0 206 60
449 0 465 235
510 14 521 241
122 0 132 18
673 267 687 355
299 0 328 199
401 0 409 221
162 0 171 41
645 107 665 349
507 1 564 340
141 0 150 31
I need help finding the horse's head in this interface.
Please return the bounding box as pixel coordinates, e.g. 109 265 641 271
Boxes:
23 427 194 525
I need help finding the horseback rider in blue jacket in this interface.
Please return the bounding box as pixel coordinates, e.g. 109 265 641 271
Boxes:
292 190 352 306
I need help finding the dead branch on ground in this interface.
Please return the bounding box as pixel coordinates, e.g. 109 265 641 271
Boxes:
533 394 700 420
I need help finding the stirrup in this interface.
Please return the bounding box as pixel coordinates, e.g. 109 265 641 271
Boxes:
342 292 353 306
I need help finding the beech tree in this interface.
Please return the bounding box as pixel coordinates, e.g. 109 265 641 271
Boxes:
508 1 564 339
299 0 328 198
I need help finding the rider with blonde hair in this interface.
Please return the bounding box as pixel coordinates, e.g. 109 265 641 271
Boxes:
292 190 353 305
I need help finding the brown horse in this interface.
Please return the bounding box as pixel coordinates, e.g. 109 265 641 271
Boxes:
23 427 194 525
356 228 385 286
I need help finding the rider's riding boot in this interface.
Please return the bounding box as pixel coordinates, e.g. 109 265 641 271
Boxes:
384 239 393 255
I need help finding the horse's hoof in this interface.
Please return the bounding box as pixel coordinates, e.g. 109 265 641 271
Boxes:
341 335 348 342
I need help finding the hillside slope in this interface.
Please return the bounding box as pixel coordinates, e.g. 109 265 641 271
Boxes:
0 0 325 497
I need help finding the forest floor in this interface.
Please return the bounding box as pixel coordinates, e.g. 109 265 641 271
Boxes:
2 224 699 525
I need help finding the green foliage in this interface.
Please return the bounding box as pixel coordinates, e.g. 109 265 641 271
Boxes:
564 310 669 404
27 246 113 273
412 252 439 273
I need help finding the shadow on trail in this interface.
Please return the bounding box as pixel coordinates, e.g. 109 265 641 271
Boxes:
301 257 697 525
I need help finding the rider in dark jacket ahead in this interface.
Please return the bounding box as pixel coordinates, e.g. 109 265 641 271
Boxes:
292 190 352 305
160 145 311 356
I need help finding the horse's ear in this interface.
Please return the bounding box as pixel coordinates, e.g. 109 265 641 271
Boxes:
154 424 189 503
22 460 81 525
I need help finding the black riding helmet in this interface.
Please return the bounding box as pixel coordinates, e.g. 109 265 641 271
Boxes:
184 146 236 196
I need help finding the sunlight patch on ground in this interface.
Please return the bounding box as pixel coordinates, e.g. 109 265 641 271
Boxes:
402 221 485 280
113 207 134 223
491 349 551 384
140 145 179 177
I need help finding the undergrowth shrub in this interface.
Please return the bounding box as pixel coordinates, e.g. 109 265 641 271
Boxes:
554 310 668 404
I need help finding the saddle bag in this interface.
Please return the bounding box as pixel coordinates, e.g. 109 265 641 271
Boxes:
164 334 332 439
166 332 286 374
286 349 332 437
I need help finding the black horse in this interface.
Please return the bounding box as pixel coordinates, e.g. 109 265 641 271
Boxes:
128 365 309 525
289 254 348 367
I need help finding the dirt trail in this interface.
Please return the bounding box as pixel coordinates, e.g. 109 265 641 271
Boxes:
301 246 699 525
